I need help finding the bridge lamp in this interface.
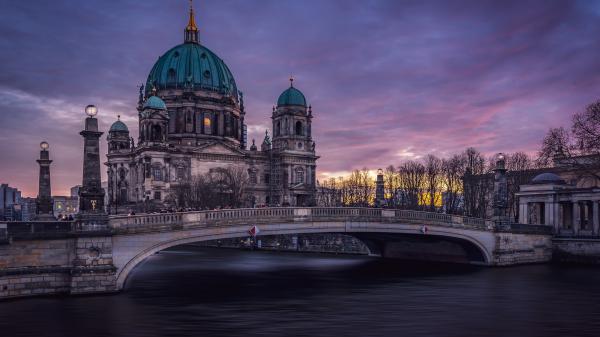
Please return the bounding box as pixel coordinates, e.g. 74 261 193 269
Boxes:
85 105 98 117
40 141 49 150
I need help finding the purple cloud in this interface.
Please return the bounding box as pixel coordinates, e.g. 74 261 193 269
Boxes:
1 0 599 196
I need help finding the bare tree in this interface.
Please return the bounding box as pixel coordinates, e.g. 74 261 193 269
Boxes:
399 160 425 210
424 155 443 211
441 154 465 214
539 100 600 179
462 148 492 218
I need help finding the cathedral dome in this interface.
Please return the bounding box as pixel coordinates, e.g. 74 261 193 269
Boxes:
143 96 167 110
109 119 129 132
145 43 238 98
277 82 307 107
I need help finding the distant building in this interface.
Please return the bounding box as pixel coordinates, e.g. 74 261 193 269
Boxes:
19 197 37 221
0 184 22 221
53 196 79 219
70 185 81 198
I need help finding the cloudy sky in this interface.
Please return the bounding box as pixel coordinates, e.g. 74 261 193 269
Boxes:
1 0 600 196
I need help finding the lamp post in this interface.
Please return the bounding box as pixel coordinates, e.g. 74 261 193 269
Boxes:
35 141 55 220
76 104 107 228
492 153 509 226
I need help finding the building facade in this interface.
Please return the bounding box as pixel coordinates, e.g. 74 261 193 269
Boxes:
105 5 318 213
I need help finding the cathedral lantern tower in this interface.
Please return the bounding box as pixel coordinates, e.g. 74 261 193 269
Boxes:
139 94 169 146
107 116 131 153
272 78 314 152
271 78 318 206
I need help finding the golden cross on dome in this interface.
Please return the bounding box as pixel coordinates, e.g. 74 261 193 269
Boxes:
289 75 294 87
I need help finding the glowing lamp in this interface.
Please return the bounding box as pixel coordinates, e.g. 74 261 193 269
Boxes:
85 105 98 117
40 141 49 150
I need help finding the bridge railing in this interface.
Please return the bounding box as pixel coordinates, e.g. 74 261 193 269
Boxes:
109 207 492 232
0 221 74 240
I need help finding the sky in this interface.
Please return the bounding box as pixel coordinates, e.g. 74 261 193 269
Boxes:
1 0 600 197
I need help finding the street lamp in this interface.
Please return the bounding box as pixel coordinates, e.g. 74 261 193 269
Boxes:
40 141 49 151
85 105 98 117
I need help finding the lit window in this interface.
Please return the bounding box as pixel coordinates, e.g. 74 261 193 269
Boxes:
204 116 212 135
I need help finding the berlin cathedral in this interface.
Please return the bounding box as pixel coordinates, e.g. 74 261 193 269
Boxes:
105 3 318 213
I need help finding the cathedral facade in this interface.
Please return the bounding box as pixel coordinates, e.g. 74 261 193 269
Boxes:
105 5 318 213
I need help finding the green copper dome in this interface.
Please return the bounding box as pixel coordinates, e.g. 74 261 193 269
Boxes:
277 85 306 107
109 120 129 132
146 43 238 98
143 96 167 110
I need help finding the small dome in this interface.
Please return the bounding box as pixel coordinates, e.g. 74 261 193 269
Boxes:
277 86 307 107
532 173 565 184
110 120 129 132
143 96 167 110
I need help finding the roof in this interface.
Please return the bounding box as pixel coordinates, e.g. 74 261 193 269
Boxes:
277 86 307 107
531 172 565 184
109 120 129 132
143 96 167 110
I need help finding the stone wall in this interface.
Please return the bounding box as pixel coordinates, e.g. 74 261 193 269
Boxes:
0 270 71 299
0 235 117 300
553 238 600 264
493 232 553 265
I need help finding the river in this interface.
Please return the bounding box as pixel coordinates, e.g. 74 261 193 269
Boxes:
1 246 600 337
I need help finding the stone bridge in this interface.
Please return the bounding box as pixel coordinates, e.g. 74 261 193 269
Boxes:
0 207 552 299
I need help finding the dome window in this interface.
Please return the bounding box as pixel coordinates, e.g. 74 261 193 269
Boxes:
173 51 179 58
203 70 211 79
167 69 177 84
201 53 207 59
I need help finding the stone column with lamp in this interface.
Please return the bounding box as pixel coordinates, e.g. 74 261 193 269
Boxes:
492 153 510 227
76 105 107 226
375 168 385 207
71 105 117 294
35 141 55 220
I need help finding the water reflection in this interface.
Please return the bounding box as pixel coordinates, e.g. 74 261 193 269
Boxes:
1 246 600 337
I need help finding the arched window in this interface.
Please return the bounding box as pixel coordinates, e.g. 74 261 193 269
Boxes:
203 115 212 135
153 166 162 181
152 125 162 141
176 166 186 180
295 167 304 184
295 121 303 136
275 120 280 136
248 169 257 184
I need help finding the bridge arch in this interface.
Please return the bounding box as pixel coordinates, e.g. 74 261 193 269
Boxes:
113 221 494 290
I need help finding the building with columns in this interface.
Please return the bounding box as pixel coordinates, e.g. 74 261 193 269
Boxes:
517 172 600 236
105 4 318 213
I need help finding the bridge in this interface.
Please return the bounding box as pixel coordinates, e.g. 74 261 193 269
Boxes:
0 207 552 299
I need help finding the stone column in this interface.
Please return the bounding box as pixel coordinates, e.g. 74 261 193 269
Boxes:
593 201 599 236
553 201 560 233
544 201 554 227
492 153 509 226
35 141 55 220
573 201 580 235
519 202 528 224
375 168 385 207
76 105 108 229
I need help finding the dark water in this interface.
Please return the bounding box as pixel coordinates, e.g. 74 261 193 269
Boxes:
1 247 600 337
